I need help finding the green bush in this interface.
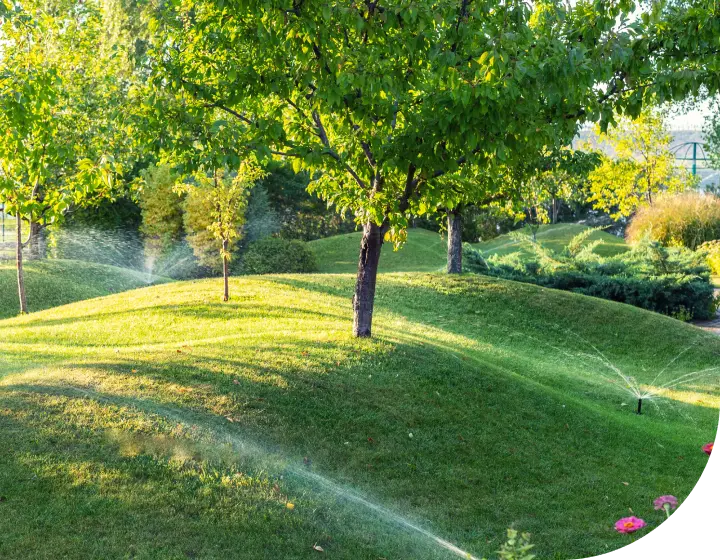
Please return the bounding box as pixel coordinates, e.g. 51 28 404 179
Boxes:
699 240 720 276
464 232 717 320
626 192 720 250
242 237 317 274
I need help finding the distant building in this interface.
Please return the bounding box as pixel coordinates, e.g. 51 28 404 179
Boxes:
573 129 718 190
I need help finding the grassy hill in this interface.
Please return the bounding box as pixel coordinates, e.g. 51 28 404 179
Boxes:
473 223 628 259
310 228 447 273
1 273 717 559
310 225 627 275
0 260 166 319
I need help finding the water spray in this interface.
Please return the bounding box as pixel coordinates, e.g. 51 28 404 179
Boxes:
36 385 480 560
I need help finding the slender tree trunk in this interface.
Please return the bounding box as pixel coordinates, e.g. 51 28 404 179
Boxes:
16 217 27 314
353 221 386 337
222 239 229 302
447 208 463 274
552 198 558 224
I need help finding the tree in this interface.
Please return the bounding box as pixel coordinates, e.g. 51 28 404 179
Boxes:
138 164 184 259
0 1 124 313
151 0 720 337
586 110 697 219
177 162 265 301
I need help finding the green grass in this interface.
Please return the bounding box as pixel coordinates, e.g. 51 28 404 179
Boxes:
473 223 628 259
310 228 447 273
0 259 166 319
1 272 717 559
309 225 628 275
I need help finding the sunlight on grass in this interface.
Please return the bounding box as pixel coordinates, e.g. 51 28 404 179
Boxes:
1 272 718 559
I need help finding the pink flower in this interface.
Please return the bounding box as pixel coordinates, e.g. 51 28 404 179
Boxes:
615 516 647 534
653 495 678 510
653 495 678 513
703 442 713 456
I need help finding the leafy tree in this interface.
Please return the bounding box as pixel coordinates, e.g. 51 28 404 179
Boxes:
138 164 184 259
0 1 124 313
177 162 265 301
151 0 720 336
586 110 696 219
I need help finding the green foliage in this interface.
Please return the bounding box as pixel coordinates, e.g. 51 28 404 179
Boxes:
178 162 264 272
150 0 720 242
493 529 535 560
586 111 696 219
253 161 354 242
699 240 720 276
519 149 601 227
241 238 317 275
464 231 717 320
626 192 720 250
0 1 133 228
138 164 184 258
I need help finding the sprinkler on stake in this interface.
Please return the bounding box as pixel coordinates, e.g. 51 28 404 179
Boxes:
637 398 642 415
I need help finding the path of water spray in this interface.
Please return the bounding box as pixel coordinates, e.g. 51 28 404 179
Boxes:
30 384 479 560
471 314 720 416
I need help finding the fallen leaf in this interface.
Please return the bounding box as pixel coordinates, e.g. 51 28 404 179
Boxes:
622 482 629 486
131 369 137 373
367 437 375 444
233 379 239 385
312 544 324 552
286 502 295 510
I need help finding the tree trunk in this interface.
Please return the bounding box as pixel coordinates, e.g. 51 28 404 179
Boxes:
27 221 46 260
552 198 558 224
16 217 27 314
447 208 463 274
222 239 229 302
353 221 386 338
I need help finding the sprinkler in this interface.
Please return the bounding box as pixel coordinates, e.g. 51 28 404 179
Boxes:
637 398 642 415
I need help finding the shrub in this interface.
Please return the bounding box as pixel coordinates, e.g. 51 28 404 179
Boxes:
463 232 717 320
626 192 720 250
138 164 184 258
242 237 317 274
699 240 720 276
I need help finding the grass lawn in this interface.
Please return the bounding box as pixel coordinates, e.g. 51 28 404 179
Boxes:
310 228 447 273
310 224 628 276
1 272 717 559
0 260 166 319
472 223 628 259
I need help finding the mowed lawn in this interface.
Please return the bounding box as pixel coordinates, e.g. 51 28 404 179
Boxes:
1 272 718 559
0 260 166 319
310 228 448 273
472 223 628 259
309 224 628 276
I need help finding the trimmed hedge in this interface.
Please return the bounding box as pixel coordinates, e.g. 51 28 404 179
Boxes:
242 237 317 274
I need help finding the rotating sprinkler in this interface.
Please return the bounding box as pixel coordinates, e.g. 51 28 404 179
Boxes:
637 398 642 415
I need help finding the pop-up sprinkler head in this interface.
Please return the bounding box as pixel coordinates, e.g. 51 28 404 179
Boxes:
637 398 643 415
